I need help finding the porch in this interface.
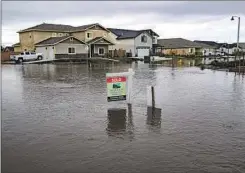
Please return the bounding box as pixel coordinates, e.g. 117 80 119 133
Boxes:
87 37 114 58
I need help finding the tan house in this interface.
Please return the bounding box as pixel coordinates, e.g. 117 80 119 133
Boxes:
13 23 114 58
156 38 203 56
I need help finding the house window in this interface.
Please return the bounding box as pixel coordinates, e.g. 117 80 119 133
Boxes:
70 38 74 42
86 32 93 39
98 48 105 55
52 33 57 37
189 48 193 53
68 47 75 54
59 33 63 36
141 35 147 43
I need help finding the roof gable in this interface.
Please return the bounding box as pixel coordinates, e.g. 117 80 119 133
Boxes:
35 36 85 46
86 37 114 45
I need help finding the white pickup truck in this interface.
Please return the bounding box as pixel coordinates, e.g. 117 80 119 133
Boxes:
11 51 43 63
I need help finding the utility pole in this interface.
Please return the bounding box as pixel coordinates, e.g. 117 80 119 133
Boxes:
231 16 241 72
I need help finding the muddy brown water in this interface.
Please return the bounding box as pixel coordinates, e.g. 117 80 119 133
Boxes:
2 63 245 173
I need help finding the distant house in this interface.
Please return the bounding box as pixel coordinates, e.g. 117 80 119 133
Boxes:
107 28 159 57
157 38 203 56
239 43 245 52
35 36 87 60
3 46 14 52
194 40 218 56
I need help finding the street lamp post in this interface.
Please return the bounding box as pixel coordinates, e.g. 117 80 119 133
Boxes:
231 16 241 71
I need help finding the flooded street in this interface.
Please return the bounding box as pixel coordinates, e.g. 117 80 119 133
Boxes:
2 63 245 173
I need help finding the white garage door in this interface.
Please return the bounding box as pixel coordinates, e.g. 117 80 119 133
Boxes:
137 48 149 58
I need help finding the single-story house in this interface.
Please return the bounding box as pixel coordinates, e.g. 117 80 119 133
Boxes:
194 40 218 56
107 28 156 58
157 38 203 56
35 36 88 60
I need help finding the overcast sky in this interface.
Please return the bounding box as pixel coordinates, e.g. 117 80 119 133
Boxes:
2 1 245 46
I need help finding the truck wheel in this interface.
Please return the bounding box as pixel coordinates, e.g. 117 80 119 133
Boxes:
37 56 43 60
18 58 23 64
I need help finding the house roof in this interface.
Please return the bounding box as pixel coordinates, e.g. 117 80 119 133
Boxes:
35 36 85 46
12 42 20 47
107 28 143 39
86 37 114 45
140 29 159 37
18 23 109 33
194 40 219 48
158 38 202 49
107 28 156 40
3 46 14 52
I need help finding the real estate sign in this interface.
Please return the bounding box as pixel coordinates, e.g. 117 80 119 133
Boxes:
106 76 127 102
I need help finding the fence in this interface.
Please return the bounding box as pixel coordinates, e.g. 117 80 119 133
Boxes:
1 52 21 62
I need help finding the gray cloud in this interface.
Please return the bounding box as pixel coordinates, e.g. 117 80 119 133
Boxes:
2 1 245 26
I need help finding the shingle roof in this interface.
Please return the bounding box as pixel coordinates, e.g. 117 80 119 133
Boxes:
158 38 202 49
194 40 219 48
107 28 142 39
35 36 84 46
194 40 219 47
19 23 102 33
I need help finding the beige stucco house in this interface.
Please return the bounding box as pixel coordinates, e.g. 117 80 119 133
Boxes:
13 23 114 58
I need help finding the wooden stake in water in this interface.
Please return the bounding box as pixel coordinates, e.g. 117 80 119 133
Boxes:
151 86 155 108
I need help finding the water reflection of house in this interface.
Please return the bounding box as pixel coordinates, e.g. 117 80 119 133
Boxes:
156 38 203 56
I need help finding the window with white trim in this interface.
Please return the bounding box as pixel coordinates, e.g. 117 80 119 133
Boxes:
98 48 105 55
141 35 147 43
68 47 75 54
86 32 93 39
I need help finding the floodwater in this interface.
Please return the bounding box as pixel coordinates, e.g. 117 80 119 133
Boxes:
2 62 245 173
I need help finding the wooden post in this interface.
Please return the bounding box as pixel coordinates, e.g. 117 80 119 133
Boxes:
151 86 155 108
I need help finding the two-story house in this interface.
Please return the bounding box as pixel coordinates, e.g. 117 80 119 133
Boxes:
13 23 114 59
107 28 159 58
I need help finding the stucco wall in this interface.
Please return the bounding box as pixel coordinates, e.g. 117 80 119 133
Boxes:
135 32 153 56
55 43 88 54
19 31 35 51
36 46 55 60
135 32 152 48
14 46 21 52
110 39 135 56
72 32 85 42
19 31 70 52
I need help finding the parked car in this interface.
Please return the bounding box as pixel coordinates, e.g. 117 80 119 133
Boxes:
11 51 43 63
